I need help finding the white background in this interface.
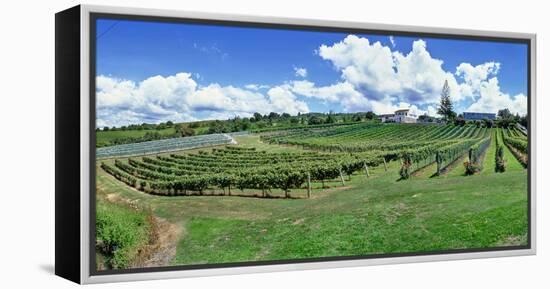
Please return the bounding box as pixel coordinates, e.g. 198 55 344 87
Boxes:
0 0 547 287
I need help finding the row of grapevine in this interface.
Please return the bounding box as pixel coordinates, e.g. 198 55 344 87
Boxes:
399 137 483 179
502 134 528 154
495 130 506 173
261 124 488 155
501 128 528 167
464 136 491 174
435 139 480 175
102 147 380 198
101 162 137 187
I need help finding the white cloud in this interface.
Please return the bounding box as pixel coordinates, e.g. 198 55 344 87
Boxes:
319 35 468 105
191 84 273 115
466 77 527 115
294 67 308 78
393 40 466 103
289 80 369 111
454 62 526 115
426 105 438 117
96 73 198 128
267 86 310 115
96 73 309 127
244 84 270 90
456 62 500 95
319 35 400 100
389 36 396 48
316 34 526 116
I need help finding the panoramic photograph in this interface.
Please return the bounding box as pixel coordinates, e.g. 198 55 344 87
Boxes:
93 18 529 271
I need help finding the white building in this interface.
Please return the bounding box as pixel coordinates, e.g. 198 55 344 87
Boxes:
380 109 417 123
379 114 395 123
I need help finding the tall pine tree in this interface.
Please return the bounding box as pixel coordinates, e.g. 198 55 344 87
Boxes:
437 80 455 123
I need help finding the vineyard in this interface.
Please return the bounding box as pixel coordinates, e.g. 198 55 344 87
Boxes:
261 123 494 178
501 126 528 167
101 146 381 198
96 133 235 158
97 123 529 267
99 123 529 198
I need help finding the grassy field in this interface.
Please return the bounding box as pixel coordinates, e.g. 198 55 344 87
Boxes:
96 128 176 147
96 133 528 266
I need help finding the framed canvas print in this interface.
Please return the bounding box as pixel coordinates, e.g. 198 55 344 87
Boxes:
55 4 536 284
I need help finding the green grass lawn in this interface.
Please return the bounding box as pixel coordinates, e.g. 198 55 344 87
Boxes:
439 154 468 178
96 134 528 266
481 130 497 175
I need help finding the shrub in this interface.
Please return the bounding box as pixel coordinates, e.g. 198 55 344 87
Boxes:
399 154 412 179
464 161 481 175
96 202 151 269
139 181 147 191
495 146 506 173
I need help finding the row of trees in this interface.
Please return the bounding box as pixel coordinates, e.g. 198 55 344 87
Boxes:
98 121 175 132
98 111 380 135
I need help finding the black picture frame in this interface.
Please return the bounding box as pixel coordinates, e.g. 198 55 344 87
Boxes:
55 4 536 284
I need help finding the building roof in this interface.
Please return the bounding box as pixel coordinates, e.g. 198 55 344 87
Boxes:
463 112 495 115
395 109 410 113
379 114 394 117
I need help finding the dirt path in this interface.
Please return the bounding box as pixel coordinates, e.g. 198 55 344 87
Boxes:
137 217 183 268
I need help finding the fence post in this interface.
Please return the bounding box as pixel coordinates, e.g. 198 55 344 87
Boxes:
383 157 387 171
339 167 346 186
436 152 442 175
307 172 312 199
363 161 370 177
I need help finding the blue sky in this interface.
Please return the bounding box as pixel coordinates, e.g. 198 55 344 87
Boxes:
95 18 528 127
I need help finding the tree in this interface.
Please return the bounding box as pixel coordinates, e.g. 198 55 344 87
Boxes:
308 115 324 125
325 114 336 124
188 122 200 128
365 111 376 120
437 80 455 123
207 121 226 134
496 109 516 128
253 112 263 122
175 124 195 137
498 108 512 120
